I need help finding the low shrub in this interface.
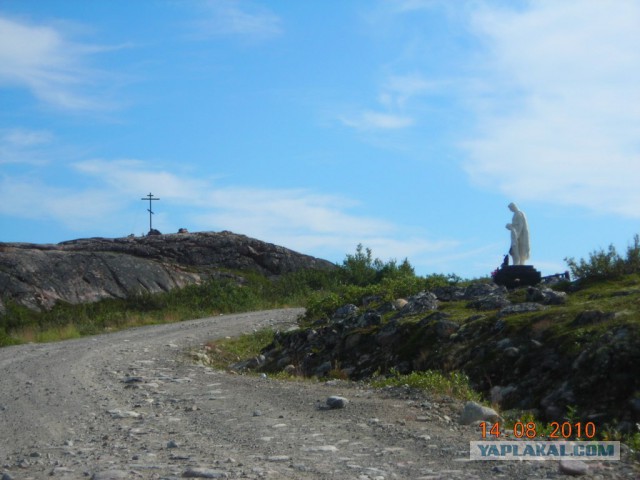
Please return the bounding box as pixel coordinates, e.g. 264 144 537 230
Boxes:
565 234 640 281
370 368 482 402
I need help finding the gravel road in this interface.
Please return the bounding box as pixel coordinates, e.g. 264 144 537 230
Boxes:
0 308 637 479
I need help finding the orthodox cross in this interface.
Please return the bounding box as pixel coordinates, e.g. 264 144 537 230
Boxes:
141 192 160 233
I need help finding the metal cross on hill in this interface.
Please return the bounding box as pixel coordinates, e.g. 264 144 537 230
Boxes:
141 192 160 233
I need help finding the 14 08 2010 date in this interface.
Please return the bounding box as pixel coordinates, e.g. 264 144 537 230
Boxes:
479 421 597 439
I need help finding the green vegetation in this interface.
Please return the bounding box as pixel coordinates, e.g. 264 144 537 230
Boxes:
202 327 276 370
370 368 482 402
0 274 297 346
0 244 457 346
565 234 640 281
304 243 460 321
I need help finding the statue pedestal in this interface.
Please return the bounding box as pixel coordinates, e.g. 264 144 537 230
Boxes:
493 265 541 289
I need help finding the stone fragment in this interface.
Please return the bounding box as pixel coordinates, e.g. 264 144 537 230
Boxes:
392 298 408 310
503 346 520 357
467 294 511 311
458 401 501 425
333 304 359 320
464 283 507 300
527 287 568 305
431 285 466 301
182 468 229 478
356 311 382 328
559 459 589 476
395 291 439 318
301 445 338 452
267 455 290 462
546 289 568 305
107 409 141 419
326 396 349 409
122 376 144 384
497 303 546 317
490 385 517 404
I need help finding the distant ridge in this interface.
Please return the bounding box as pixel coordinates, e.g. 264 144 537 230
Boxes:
0 231 336 312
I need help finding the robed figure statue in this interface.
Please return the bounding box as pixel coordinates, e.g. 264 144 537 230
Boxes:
506 203 530 265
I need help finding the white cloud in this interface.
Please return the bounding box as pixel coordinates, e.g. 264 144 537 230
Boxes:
2 158 458 266
381 74 435 108
191 0 282 40
73 159 209 201
0 15 119 111
341 73 438 131
462 0 640 218
0 128 54 165
2 129 53 147
341 110 414 130
192 187 457 265
0 176 118 229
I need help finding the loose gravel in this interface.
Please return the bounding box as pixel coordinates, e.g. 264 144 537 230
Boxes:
0 308 637 479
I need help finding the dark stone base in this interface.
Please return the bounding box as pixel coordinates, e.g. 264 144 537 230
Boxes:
493 265 542 289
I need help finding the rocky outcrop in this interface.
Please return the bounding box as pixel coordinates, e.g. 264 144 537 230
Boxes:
246 283 640 428
0 231 336 312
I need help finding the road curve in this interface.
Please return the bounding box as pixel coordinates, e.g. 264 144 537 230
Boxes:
0 308 636 479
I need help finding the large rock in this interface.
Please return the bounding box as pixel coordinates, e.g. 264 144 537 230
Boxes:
394 291 438 318
0 231 336 312
526 286 568 305
463 283 507 300
458 401 501 425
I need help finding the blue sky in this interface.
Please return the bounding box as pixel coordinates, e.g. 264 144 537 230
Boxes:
1 0 639 278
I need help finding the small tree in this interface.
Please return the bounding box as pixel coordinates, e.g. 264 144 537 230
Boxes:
341 244 377 286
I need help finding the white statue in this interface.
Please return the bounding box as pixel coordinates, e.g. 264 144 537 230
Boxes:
505 202 530 265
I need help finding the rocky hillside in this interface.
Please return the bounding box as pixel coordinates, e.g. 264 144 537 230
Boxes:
0 231 336 313
238 279 640 430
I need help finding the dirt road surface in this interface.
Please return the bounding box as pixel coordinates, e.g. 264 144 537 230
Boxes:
0 308 637 479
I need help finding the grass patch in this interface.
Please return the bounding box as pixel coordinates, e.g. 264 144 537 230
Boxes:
370 369 482 402
202 328 276 370
0 272 310 346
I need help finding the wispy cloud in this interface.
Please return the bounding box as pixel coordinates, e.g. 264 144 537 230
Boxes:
380 74 436 108
0 128 54 165
73 159 209 202
340 73 436 131
2 158 458 265
189 0 283 40
462 0 640 218
0 15 123 111
340 111 414 130
0 176 118 229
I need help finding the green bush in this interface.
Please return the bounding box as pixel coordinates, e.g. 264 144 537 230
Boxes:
299 245 460 320
565 234 640 281
340 243 417 286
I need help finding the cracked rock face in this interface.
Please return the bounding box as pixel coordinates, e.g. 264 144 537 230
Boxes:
0 231 336 311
